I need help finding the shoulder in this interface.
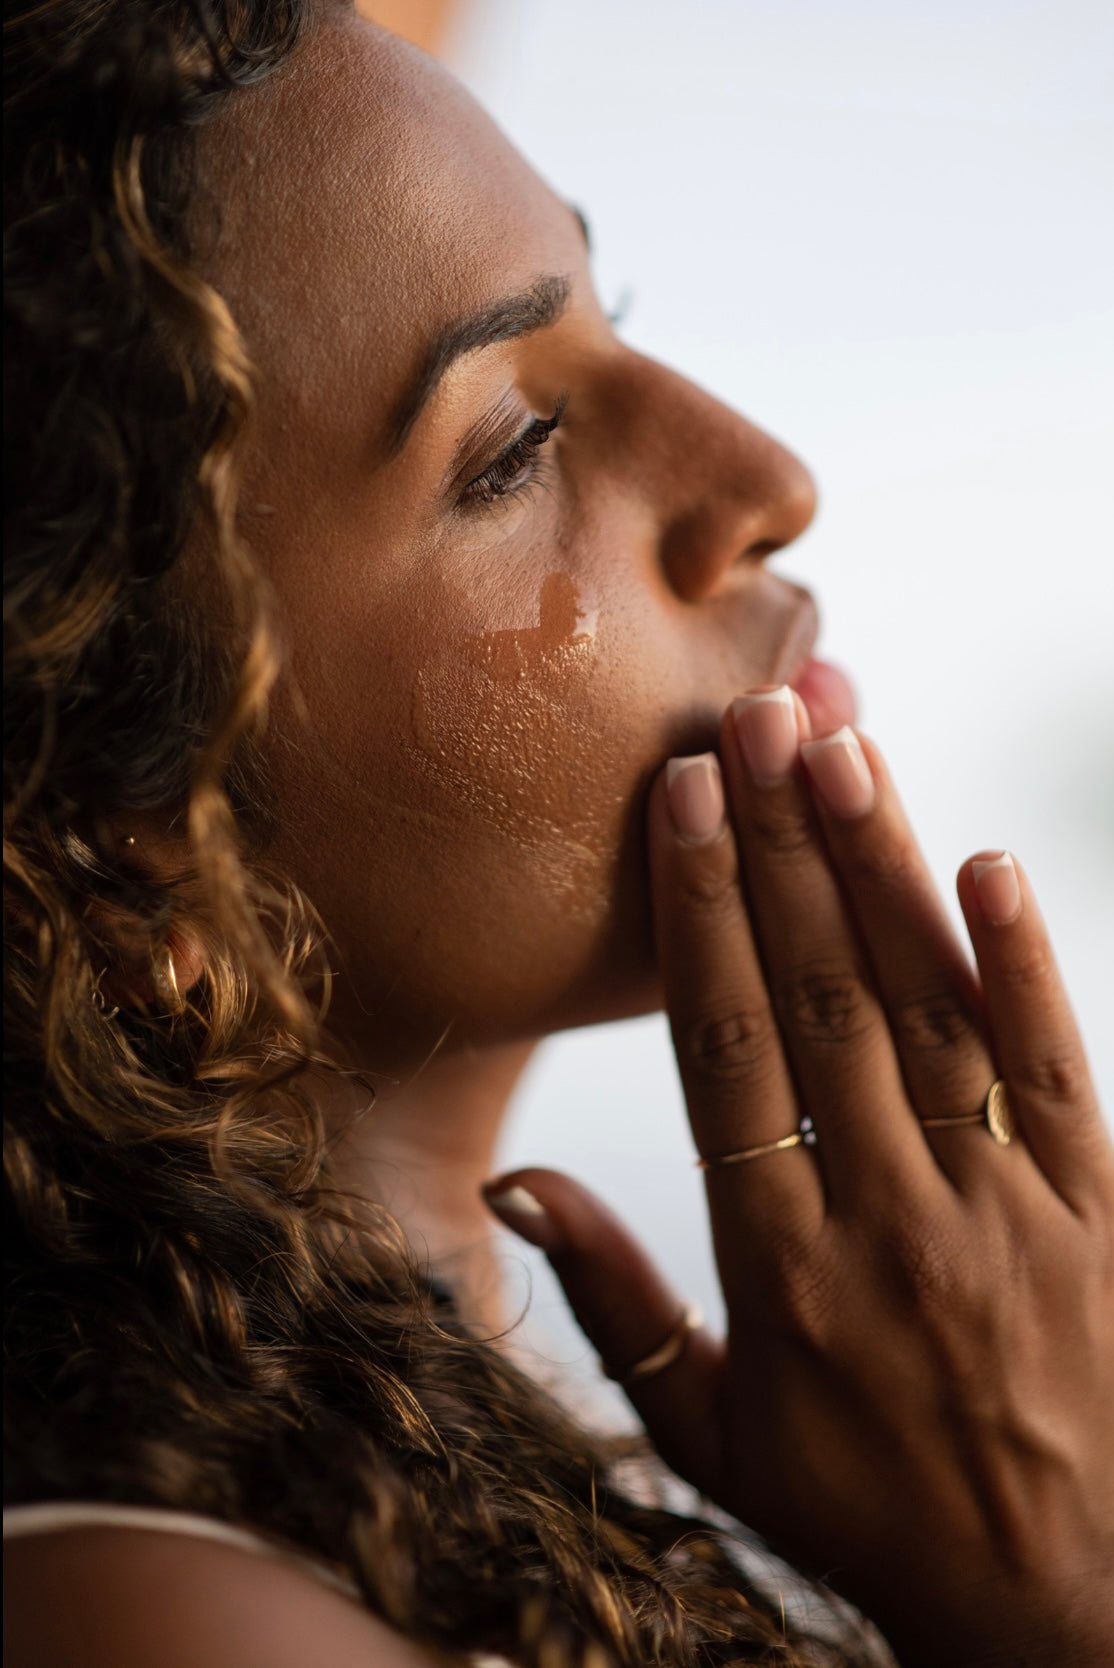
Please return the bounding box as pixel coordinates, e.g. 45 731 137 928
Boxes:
3 1522 466 1668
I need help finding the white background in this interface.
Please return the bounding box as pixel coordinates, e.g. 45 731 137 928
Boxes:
443 1 1114 1384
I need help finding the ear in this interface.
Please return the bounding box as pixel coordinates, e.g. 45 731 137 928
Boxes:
101 924 206 1016
92 818 207 1015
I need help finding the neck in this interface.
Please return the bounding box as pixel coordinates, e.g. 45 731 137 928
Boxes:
324 1037 538 1337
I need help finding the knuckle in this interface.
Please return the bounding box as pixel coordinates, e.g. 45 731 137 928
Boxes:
681 999 776 1085
777 958 875 1045
848 1196 969 1323
843 831 918 893
1014 1051 1088 1108
997 939 1055 995
673 857 739 917
885 1219 960 1312
747 801 816 861
891 981 983 1056
766 1253 842 1338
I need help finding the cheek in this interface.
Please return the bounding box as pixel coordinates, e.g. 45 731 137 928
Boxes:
411 569 610 855
270 545 677 1052
388 563 643 1000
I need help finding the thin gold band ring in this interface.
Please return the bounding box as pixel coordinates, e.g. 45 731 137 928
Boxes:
696 1129 808 1169
604 1302 704 1387
697 1082 1013 1171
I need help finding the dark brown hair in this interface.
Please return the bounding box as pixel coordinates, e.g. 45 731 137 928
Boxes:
4 5 877 1662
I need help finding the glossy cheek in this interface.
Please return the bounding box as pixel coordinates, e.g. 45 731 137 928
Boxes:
394 547 639 996
410 567 605 854
383 513 730 1038
265 507 661 1055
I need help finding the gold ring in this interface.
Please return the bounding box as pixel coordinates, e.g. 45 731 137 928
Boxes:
696 1125 812 1170
920 1079 1013 1147
604 1302 703 1386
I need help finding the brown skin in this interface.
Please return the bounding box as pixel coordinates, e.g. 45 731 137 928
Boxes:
188 13 818 1312
502 724 1114 1664
194 17 818 1069
25 13 1110 1665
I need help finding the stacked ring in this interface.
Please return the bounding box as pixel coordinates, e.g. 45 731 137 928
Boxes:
697 1081 1014 1170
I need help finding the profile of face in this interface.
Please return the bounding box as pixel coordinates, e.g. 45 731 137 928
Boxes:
197 12 832 1072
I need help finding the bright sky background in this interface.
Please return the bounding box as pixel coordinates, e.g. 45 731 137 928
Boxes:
442 0 1114 1386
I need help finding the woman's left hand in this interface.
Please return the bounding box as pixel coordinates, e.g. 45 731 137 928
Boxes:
485 703 1114 1666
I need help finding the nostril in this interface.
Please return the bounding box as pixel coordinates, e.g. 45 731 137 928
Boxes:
730 434 818 561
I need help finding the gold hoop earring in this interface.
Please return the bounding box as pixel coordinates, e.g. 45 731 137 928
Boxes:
91 979 120 1022
151 948 185 1015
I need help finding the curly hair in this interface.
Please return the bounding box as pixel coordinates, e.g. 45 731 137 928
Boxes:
4 5 879 1663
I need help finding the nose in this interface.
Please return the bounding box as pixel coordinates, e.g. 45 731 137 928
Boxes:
626 355 818 601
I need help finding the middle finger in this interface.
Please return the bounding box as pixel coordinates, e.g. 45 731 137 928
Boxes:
725 687 928 1199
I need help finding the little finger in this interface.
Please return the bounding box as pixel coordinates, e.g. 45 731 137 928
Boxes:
958 851 1112 1213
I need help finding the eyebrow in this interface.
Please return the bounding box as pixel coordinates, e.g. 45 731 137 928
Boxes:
384 273 572 456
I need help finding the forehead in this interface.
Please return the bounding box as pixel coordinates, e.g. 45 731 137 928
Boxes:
195 13 569 409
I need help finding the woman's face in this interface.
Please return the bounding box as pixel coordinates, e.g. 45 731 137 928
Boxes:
200 13 840 1070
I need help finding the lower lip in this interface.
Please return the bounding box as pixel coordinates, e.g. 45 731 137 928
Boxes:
791 658 859 734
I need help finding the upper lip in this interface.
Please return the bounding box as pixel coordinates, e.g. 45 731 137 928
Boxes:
771 586 820 687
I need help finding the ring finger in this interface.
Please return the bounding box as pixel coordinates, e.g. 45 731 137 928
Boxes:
796 724 1031 1185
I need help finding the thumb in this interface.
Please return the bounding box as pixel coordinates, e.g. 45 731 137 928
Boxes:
483 1167 725 1488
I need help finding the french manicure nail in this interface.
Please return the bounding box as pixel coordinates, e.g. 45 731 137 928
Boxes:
973 851 1022 925
665 753 725 842
732 686 799 785
483 1182 563 1252
800 725 875 818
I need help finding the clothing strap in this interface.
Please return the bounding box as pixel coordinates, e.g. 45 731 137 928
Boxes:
3 1503 512 1666
3 1500 359 1597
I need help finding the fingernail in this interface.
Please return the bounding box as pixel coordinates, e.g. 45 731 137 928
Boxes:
483 1182 563 1252
973 851 1022 925
665 753 724 842
800 726 875 818
731 686 799 785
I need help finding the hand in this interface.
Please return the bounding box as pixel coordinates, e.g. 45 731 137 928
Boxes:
485 691 1114 1667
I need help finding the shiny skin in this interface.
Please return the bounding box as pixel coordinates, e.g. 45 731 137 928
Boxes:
46 16 1108 1667
194 14 818 1073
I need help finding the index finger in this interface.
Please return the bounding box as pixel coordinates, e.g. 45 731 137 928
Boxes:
648 754 825 1267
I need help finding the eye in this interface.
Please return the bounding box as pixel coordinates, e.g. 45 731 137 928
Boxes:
460 396 567 507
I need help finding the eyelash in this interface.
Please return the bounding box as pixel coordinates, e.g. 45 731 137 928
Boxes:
460 395 568 508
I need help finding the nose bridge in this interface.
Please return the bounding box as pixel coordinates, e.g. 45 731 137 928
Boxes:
622 352 818 598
